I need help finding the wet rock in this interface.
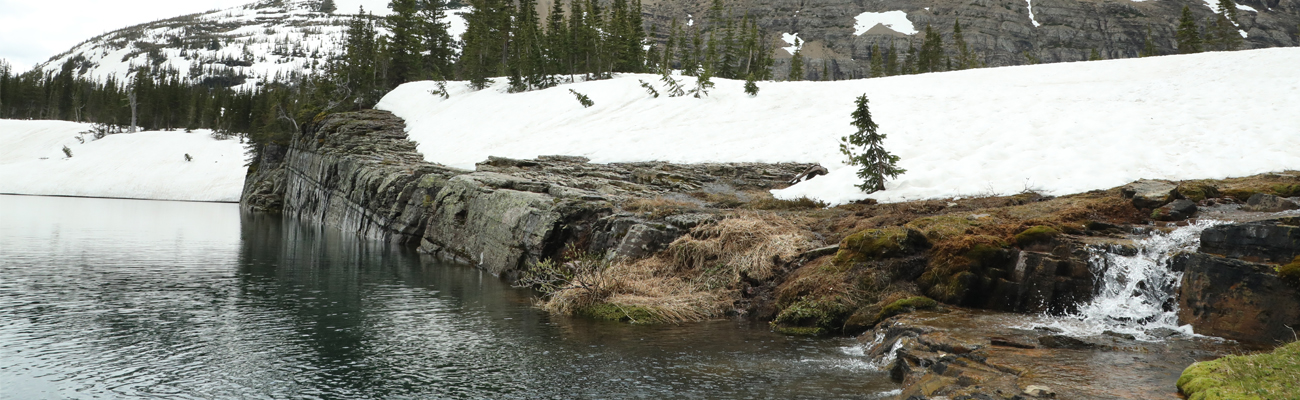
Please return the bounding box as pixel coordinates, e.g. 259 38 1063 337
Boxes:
1037 335 1101 350
1120 179 1177 209
1241 193 1300 212
1102 330 1136 340
1199 219 1300 264
1147 327 1182 338
1175 252 1300 344
990 337 1037 349
1151 199 1197 221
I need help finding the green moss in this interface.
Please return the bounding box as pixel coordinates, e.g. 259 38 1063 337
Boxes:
1278 256 1300 287
833 227 927 265
906 215 982 242
1222 188 1261 202
1013 225 1060 247
1178 183 1221 202
745 197 827 210
875 296 938 323
579 303 658 323
772 298 851 334
1272 184 1300 198
1177 341 1300 400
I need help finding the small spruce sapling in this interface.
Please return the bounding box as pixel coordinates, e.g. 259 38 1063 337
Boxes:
429 80 450 99
691 67 715 98
638 80 660 98
743 74 759 97
185 153 193 162
569 89 594 108
62 146 73 158
839 94 905 193
660 68 686 97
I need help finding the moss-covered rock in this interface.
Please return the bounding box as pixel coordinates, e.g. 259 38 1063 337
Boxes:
1273 184 1300 198
579 303 659 323
771 297 852 335
1279 256 1300 287
1177 182 1221 202
1222 188 1261 202
876 296 939 322
1177 341 1300 400
833 227 928 265
1013 225 1060 247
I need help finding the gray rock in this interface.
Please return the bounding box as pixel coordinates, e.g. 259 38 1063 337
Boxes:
1176 251 1300 344
1037 334 1100 349
1152 199 1197 221
1242 193 1300 212
1199 219 1300 263
1120 179 1177 209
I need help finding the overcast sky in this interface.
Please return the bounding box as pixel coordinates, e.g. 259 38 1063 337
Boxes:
0 0 389 72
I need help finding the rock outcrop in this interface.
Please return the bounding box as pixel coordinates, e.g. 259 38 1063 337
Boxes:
1176 218 1300 343
242 109 811 277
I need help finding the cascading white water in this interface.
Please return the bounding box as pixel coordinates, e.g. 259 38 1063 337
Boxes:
1035 220 1225 340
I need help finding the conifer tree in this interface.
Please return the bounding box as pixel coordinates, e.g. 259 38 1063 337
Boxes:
917 24 945 73
319 0 337 13
840 94 904 193
1176 6 1203 54
952 19 976 69
545 0 570 78
1140 27 1158 57
787 38 804 81
1089 48 1101 60
744 74 759 96
886 43 899 76
869 44 883 77
420 0 458 80
386 0 424 85
1210 0 1242 51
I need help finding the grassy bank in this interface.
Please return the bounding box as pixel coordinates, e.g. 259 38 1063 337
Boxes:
1178 340 1300 400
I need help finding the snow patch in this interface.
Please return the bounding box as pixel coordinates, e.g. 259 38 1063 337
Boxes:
377 47 1300 205
853 11 918 36
0 120 248 202
781 33 803 55
1026 0 1042 27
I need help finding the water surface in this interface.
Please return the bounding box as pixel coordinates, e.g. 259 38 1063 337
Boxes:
0 195 896 399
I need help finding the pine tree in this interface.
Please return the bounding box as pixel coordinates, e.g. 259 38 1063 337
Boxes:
886 43 899 76
952 19 975 70
1176 6 1203 54
545 0 570 78
1140 27 1158 57
420 0 458 80
787 38 804 81
743 74 759 96
840 94 904 193
319 0 337 13
869 44 883 77
1088 48 1101 60
1211 0 1242 51
386 0 424 85
917 24 945 73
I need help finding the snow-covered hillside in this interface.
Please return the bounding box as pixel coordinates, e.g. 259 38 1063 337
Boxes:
34 0 466 91
0 120 248 202
377 47 1300 205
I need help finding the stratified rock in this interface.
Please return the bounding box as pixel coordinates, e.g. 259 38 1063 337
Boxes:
1152 199 1197 221
1175 252 1300 344
1037 334 1101 349
1120 179 1177 209
1241 193 1300 212
1199 218 1300 263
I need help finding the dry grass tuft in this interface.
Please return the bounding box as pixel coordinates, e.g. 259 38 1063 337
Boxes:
538 213 817 323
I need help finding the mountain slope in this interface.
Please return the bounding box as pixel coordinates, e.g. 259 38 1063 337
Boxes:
376 47 1300 205
33 0 465 91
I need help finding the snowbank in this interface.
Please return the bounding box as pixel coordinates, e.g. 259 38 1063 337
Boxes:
0 120 248 202
377 47 1300 205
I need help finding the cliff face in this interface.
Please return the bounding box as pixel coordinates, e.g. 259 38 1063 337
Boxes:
241 109 810 276
642 0 1300 76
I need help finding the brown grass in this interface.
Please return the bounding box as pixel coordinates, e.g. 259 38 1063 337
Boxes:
540 213 818 323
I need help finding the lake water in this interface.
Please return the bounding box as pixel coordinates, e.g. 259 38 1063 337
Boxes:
0 195 897 399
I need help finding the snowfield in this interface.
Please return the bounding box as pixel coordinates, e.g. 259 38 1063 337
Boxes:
378 47 1300 205
0 120 248 202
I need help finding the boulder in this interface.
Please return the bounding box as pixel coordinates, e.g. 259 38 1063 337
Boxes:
1175 252 1300 344
1241 193 1300 212
1151 199 1197 221
1120 179 1177 209
1199 219 1300 263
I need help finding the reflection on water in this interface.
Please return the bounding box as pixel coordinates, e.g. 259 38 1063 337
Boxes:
0 195 896 399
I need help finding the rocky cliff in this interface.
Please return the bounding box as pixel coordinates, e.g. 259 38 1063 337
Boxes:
242 109 811 276
641 0 1300 77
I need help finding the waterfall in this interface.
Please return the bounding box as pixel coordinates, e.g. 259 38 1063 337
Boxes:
1035 220 1225 340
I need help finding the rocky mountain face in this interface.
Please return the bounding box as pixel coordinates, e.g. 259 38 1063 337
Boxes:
642 0 1300 77
34 0 359 90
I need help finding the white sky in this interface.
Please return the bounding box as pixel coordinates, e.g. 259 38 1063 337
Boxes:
0 0 390 72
